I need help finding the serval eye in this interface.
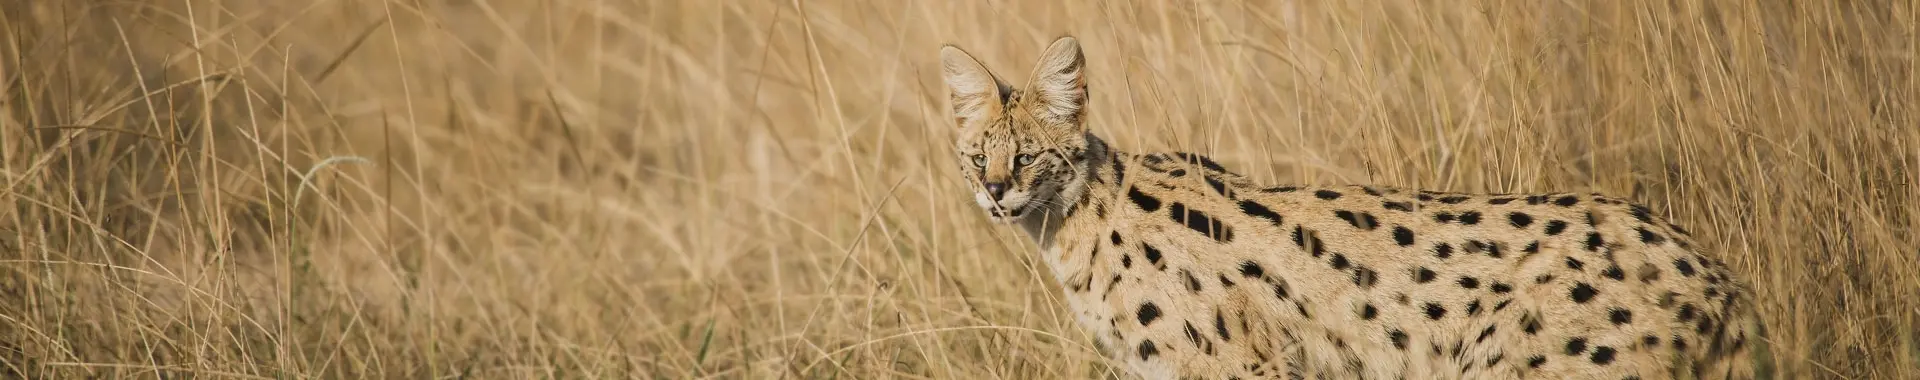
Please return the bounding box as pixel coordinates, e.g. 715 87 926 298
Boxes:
970 154 988 168
1015 154 1035 166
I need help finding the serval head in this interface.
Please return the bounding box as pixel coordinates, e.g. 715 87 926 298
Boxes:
939 36 1098 225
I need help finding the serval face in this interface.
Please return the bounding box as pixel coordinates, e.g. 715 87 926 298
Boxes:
941 37 1092 224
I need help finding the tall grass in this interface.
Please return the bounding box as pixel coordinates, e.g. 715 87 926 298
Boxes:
0 1 1914 378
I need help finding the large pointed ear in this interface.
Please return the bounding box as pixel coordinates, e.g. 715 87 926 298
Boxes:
1022 36 1088 128
940 45 1008 128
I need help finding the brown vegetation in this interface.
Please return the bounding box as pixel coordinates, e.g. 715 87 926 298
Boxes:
0 1 1914 378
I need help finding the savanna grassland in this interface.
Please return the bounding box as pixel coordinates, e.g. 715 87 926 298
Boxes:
0 1 1915 379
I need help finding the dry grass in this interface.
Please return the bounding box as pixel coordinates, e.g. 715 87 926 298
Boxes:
0 0 1915 378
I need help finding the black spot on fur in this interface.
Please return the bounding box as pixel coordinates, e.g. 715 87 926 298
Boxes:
1182 322 1206 348
1361 304 1378 320
1205 176 1231 197
1589 346 1616 364
1544 220 1568 235
1383 201 1414 212
1214 310 1232 341
1415 268 1437 283
1643 335 1662 347
1458 211 1482 225
1433 243 1454 259
1128 187 1162 212
1630 205 1653 223
1138 302 1162 325
1527 195 1550 205
1352 266 1378 288
1142 243 1164 266
1527 356 1547 368
1585 232 1605 251
1678 303 1697 321
1439 196 1470 204
1509 212 1534 228
1121 254 1133 268
1392 226 1416 246
1239 200 1283 225
1555 195 1581 206
1138 340 1159 360
1183 270 1203 292
1334 210 1380 230
1272 279 1291 299
1315 190 1343 200
1602 265 1625 281
1536 274 1556 284
1424 303 1448 320
1489 197 1516 205
1491 283 1513 293
1265 186 1298 193
1565 337 1589 355
1388 330 1409 350
1173 152 1227 172
1609 308 1633 325
1565 257 1586 271
1570 283 1599 303
1110 231 1122 246
1330 254 1351 270
1167 169 1187 177
1638 228 1666 244
1457 276 1480 289
1293 226 1326 257
1170 203 1233 243
1673 336 1688 350
1522 315 1542 335
1675 258 1697 276
1239 261 1265 278
1522 241 1540 253
1434 212 1456 223
1476 325 1497 343
1361 187 1385 196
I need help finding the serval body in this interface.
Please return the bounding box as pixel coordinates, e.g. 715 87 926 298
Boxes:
937 36 1768 380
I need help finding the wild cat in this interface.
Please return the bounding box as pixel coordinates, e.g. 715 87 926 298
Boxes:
936 36 1766 379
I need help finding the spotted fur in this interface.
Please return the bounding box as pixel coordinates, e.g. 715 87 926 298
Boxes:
939 36 1770 380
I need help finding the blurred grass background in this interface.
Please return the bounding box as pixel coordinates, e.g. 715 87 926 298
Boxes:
0 0 1915 378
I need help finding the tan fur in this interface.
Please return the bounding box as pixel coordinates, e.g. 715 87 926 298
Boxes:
939 36 1770 380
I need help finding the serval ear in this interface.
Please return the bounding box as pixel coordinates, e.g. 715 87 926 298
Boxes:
1021 36 1088 129
940 44 1009 129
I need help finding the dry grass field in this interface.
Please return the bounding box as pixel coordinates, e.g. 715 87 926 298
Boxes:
0 0 1915 378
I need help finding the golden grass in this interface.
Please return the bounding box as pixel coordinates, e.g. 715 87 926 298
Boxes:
0 0 1914 378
